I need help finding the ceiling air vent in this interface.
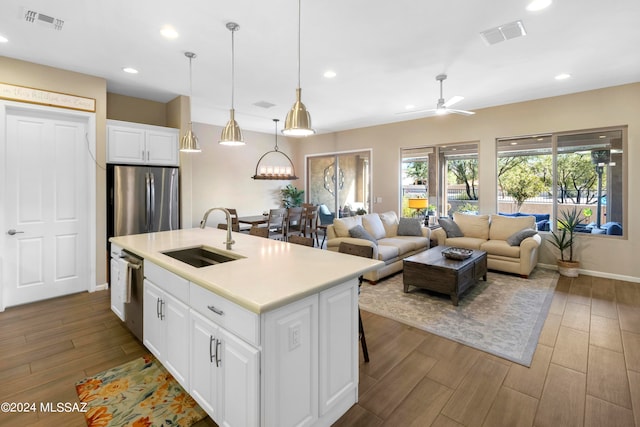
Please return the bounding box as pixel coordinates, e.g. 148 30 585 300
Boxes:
253 101 276 109
23 8 64 31
480 20 526 45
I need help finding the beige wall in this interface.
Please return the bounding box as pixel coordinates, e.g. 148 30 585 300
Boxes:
183 122 301 228
106 93 168 126
0 56 109 286
293 83 640 281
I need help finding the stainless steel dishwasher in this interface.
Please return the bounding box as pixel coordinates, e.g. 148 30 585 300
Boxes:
110 245 144 342
123 251 144 342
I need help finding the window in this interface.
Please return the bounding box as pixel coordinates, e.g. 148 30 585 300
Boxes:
497 127 626 236
400 142 479 219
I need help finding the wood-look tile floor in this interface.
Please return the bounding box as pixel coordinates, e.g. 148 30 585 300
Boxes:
0 273 638 427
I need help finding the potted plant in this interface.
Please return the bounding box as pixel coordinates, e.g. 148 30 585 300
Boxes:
547 206 582 277
281 184 304 208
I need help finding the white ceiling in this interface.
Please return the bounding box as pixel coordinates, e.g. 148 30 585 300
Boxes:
1 0 639 135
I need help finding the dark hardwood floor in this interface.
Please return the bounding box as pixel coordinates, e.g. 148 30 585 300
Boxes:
0 273 638 426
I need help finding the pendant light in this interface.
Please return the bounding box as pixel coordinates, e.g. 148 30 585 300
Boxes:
180 51 201 152
252 119 298 180
283 0 315 137
219 22 245 146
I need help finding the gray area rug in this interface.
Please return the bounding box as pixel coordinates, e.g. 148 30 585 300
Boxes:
358 268 559 366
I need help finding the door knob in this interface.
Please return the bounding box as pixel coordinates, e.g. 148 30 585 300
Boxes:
7 229 24 235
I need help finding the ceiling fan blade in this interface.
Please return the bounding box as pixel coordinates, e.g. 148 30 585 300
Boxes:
447 108 475 116
443 96 464 108
395 108 437 115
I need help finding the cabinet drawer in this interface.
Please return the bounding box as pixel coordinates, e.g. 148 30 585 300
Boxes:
144 261 189 304
190 283 260 347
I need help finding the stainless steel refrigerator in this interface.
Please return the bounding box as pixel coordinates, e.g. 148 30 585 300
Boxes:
107 164 179 342
108 164 180 237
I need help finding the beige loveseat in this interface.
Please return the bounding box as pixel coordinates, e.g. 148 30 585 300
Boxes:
327 211 430 283
431 212 541 278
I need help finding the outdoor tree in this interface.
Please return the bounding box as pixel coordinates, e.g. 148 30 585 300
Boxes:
499 161 546 211
556 153 598 204
404 161 428 185
448 159 478 200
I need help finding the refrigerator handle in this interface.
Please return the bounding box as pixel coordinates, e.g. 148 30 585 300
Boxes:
145 172 151 232
149 173 156 230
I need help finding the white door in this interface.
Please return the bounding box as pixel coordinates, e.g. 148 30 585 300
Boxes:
3 108 90 307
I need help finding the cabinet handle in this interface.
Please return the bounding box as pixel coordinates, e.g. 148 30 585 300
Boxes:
207 305 224 316
209 335 215 363
159 299 165 320
147 150 150 161
156 297 161 318
215 338 221 367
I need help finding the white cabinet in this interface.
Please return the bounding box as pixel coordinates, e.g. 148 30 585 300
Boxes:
190 310 259 427
107 120 179 166
263 294 319 427
143 264 190 389
141 259 359 427
318 281 358 416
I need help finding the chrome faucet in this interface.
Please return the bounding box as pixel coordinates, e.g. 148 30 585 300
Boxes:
200 207 235 250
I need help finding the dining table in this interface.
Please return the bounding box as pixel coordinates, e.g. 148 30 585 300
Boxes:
237 215 269 226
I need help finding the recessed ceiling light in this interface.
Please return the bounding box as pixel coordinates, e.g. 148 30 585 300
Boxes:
526 0 552 11
510 142 518 145
160 25 179 39
0 34 8 43
555 73 571 80
323 70 336 78
405 104 415 110
122 67 139 74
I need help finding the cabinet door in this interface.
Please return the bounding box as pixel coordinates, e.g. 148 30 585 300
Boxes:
163 292 190 389
143 279 164 359
218 328 259 427
107 125 146 164
146 129 178 166
318 280 358 415
109 258 126 321
190 310 219 419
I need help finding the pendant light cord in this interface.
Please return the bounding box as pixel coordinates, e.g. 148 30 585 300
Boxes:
231 27 235 109
297 0 301 89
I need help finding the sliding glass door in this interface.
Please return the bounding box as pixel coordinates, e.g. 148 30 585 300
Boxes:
307 150 371 224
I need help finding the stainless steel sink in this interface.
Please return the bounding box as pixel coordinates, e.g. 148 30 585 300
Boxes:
162 246 242 268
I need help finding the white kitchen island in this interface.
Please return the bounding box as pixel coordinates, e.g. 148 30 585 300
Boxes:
110 228 383 427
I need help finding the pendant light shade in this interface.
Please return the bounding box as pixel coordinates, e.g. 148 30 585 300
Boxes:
219 22 245 146
283 0 315 137
180 52 201 152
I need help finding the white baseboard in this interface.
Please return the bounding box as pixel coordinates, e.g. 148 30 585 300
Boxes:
537 262 640 283
93 282 109 291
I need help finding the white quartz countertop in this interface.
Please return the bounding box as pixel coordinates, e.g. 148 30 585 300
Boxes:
110 228 383 314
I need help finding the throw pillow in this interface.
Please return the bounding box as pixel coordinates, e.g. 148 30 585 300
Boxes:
397 218 423 236
348 225 378 245
438 218 464 238
506 228 538 246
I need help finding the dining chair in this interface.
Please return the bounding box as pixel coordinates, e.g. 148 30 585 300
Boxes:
302 205 319 246
286 207 304 240
249 225 269 238
215 208 240 232
338 242 373 363
287 235 314 247
266 208 287 240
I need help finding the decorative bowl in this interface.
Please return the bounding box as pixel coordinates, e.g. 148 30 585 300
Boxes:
442 247 473 260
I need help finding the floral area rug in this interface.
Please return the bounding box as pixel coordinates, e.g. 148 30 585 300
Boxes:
75 354 207 427
358 268 559 366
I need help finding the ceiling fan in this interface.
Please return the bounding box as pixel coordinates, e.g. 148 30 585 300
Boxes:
399 74 475 116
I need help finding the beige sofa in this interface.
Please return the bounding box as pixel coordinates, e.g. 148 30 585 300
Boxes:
327 211 430 283
431 212 541 278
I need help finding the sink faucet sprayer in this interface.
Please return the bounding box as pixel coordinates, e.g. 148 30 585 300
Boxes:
200 207 235 250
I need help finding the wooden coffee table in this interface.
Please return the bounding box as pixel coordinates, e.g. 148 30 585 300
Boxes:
403 246 487 306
